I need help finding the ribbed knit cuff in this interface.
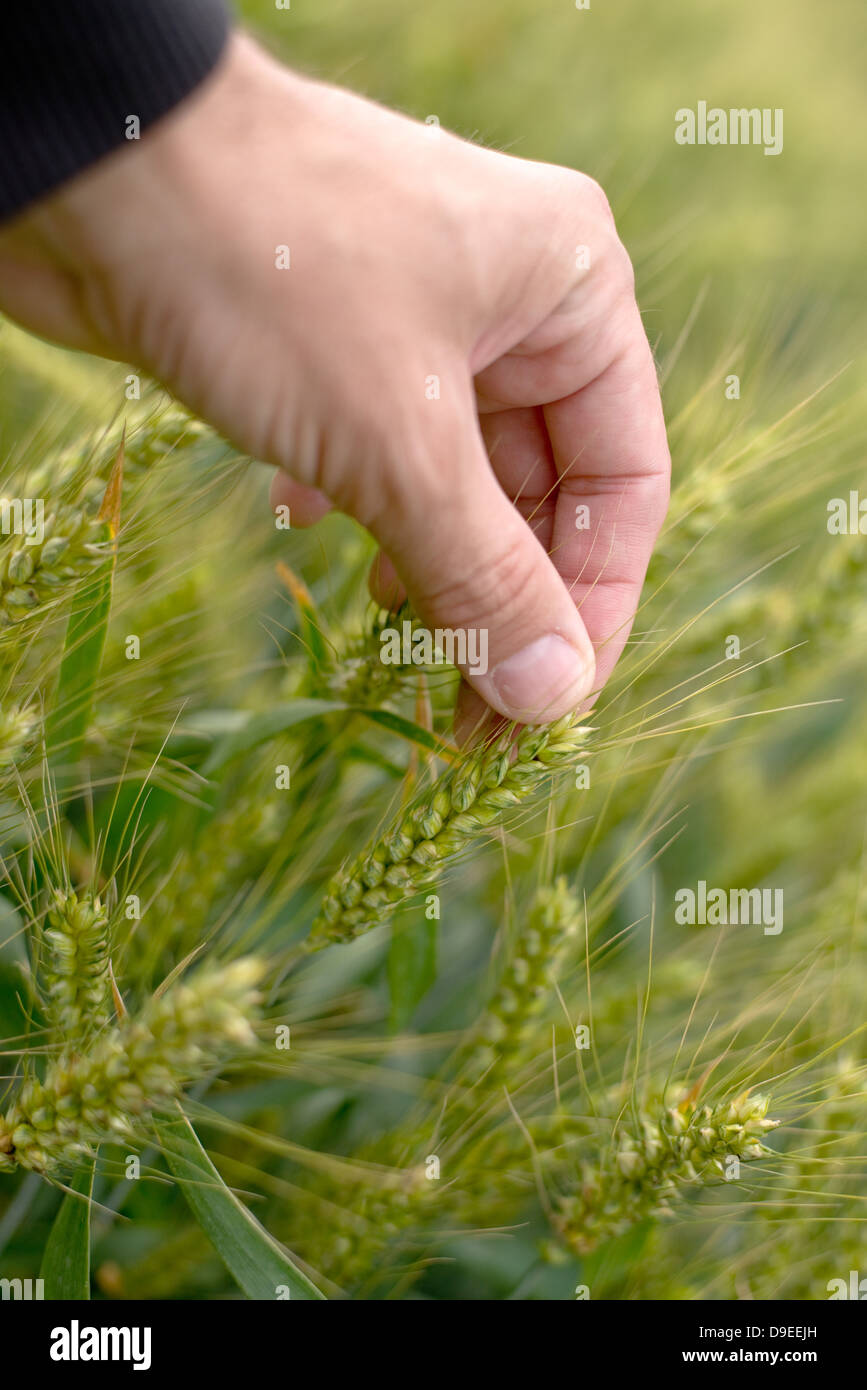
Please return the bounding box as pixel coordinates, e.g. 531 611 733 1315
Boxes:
0 0 232 224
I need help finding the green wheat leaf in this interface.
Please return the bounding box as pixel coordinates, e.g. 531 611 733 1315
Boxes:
201 698 345 774
276 560 330 675
154 1109 326 1301
388 913 438 1032
354 707 457 761
40 1160 94 1300
203 699 455 775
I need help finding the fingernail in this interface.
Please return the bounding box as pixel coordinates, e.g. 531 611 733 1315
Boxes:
475 634 595 723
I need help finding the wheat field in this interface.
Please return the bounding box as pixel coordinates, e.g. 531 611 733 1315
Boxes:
0 0 864 1304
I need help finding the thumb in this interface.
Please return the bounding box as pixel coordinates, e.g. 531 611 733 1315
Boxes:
366 397 596 725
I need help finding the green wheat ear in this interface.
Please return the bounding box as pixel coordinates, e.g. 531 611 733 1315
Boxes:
0 702 37 769
44 402 212 487
0 500 110 627
461 877 581 1085
40 888 112 1046
0 957 265 1175
308 714 592 950
320 601 423 706
552 1087 779 1256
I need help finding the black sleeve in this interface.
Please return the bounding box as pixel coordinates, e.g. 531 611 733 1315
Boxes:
0 0 232 225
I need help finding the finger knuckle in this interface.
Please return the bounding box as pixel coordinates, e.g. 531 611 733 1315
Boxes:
572 171 616 226
561 170 634 295
423 526 538 630
608 235 636 296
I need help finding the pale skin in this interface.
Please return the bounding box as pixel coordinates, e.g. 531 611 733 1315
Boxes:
0 32 670 739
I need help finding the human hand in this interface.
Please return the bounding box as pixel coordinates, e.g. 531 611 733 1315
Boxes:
0 32 669 736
